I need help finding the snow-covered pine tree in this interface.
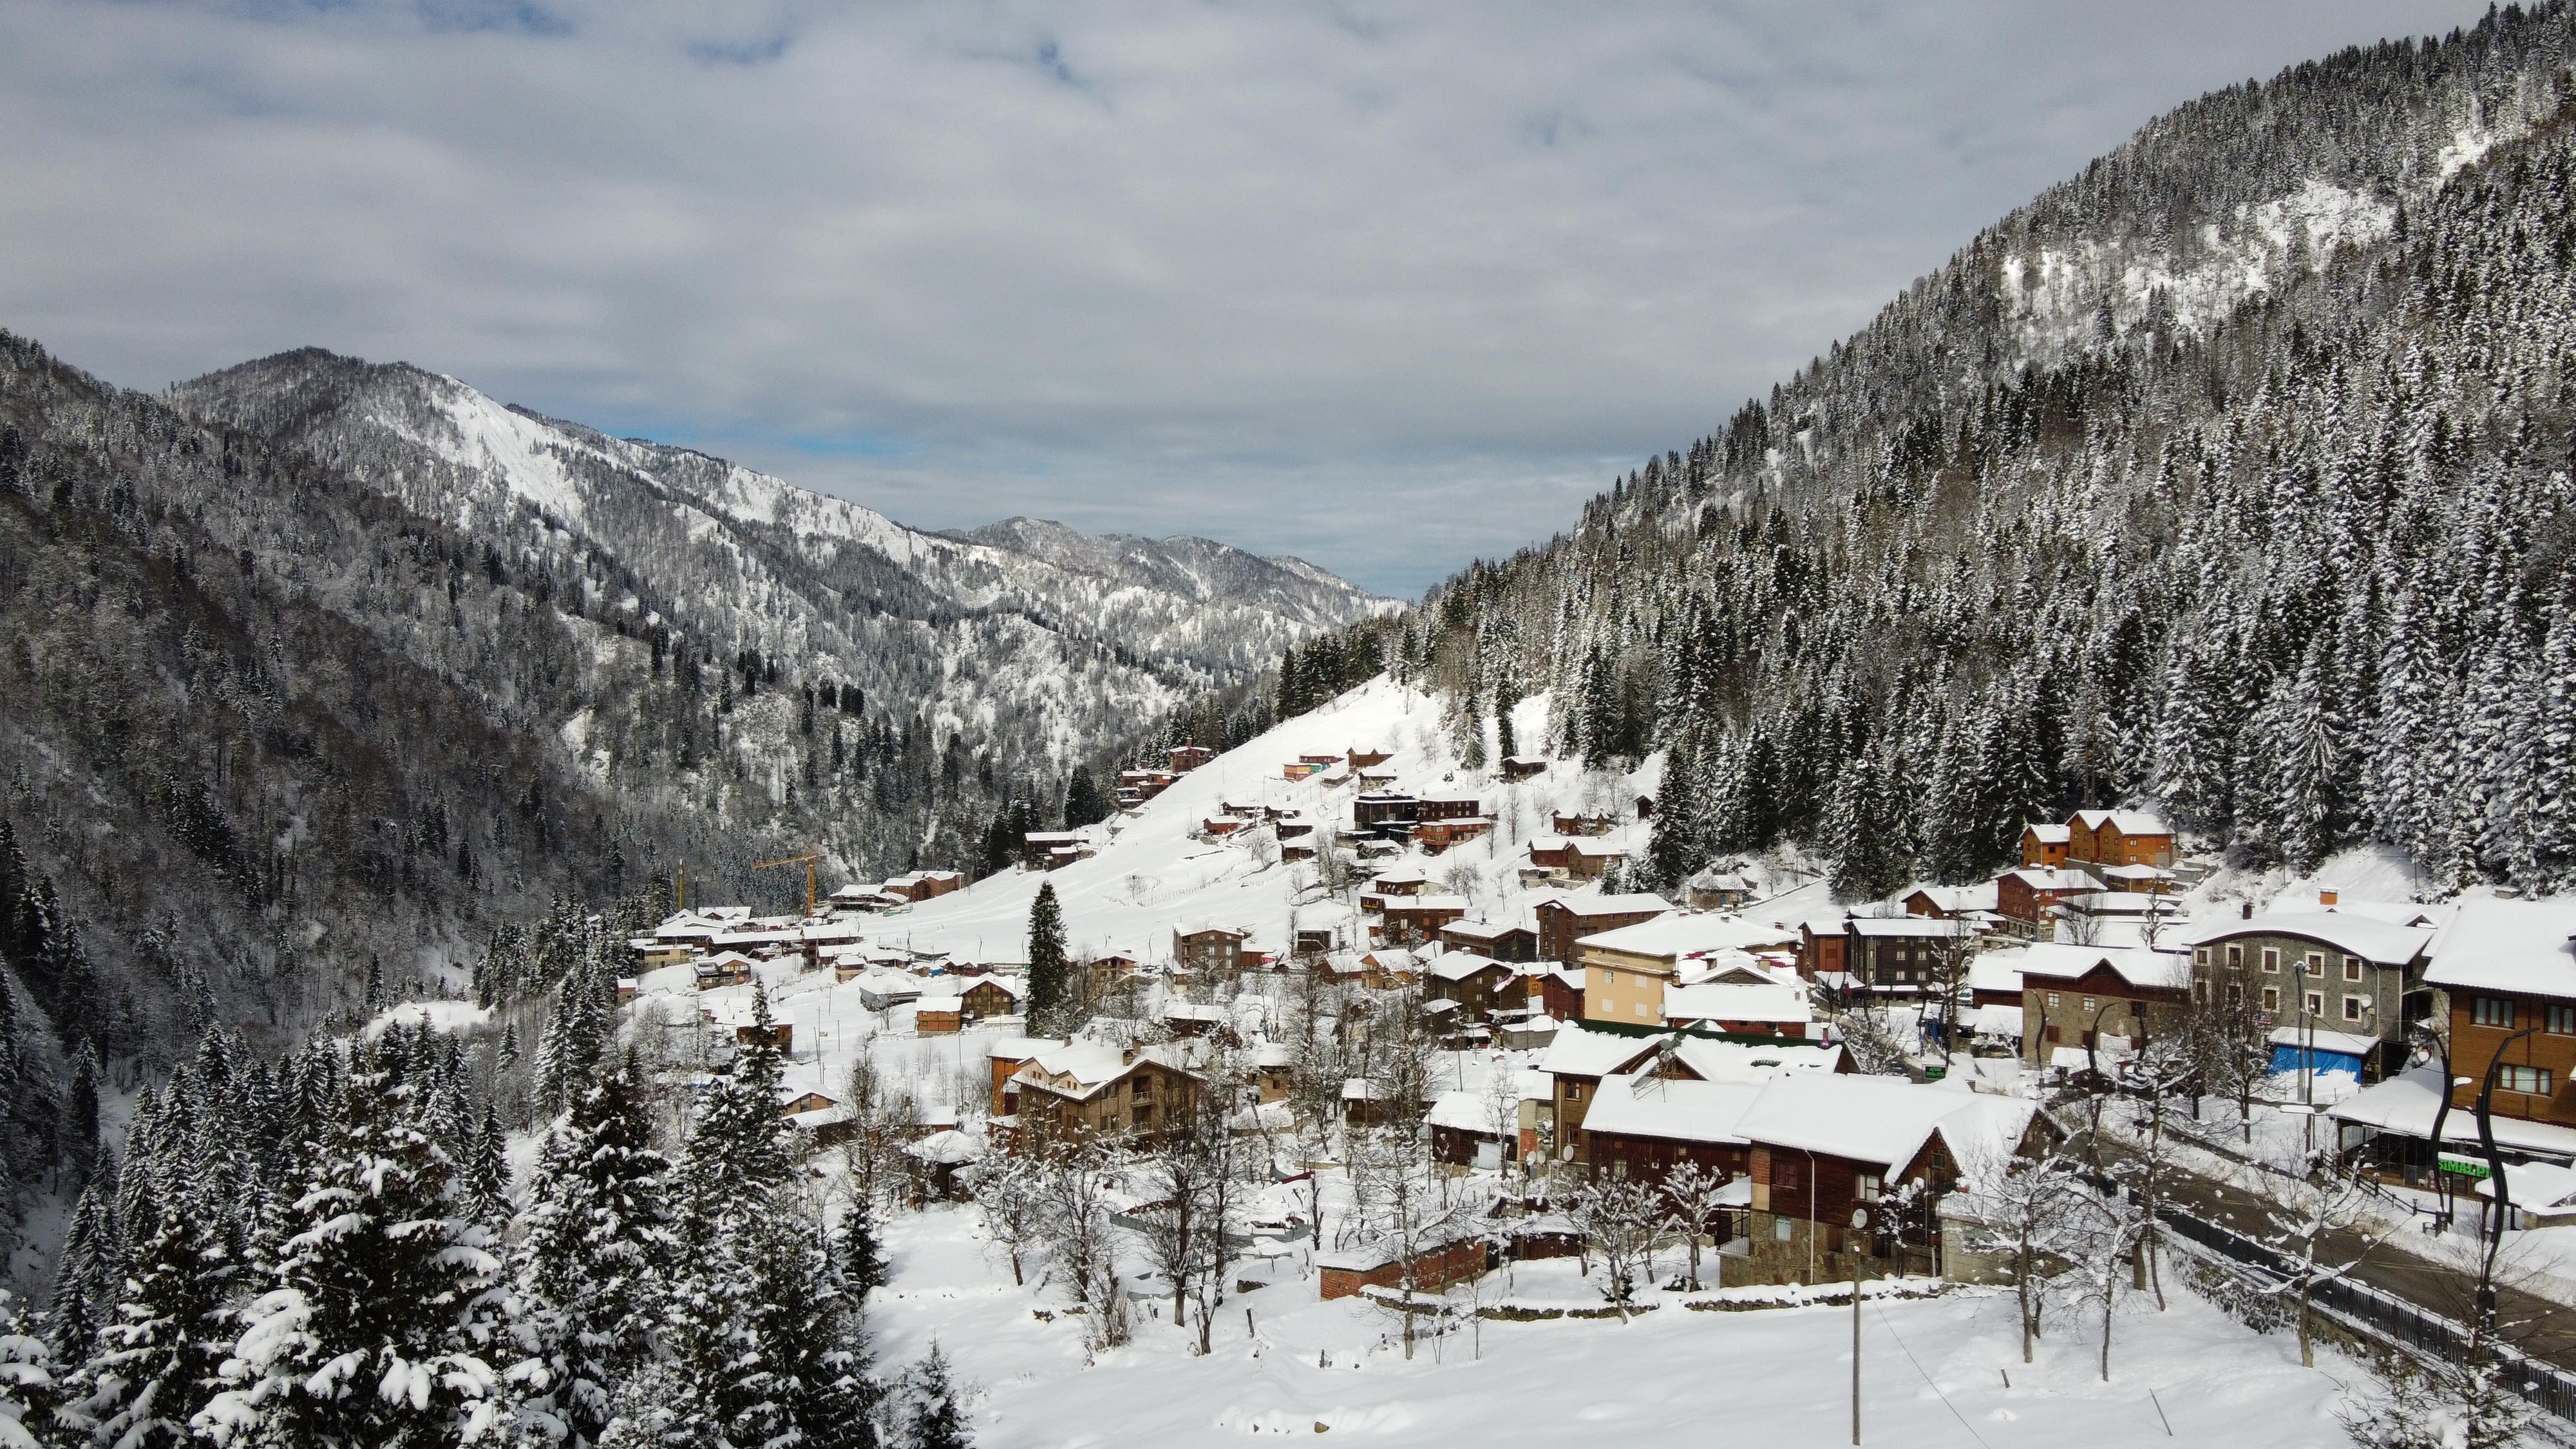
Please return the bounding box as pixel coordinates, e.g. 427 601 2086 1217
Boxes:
500 1056 676 1449
1025 886 1067 1031
198 1058 504 1449
61 1172 236 1449
898 1343 969 1449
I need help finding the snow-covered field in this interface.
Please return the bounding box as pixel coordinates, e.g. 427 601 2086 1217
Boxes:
867 1204 2363 1448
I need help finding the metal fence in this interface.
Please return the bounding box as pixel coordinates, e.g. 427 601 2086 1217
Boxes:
2154 1198 2576 1423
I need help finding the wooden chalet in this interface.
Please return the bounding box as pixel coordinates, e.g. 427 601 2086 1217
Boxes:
1412 816 1494 853
1426 951 1519 1019
1168 743 1217 773
1377 895 1468 943
1439 918 1537 962
1009 1042 1206 1150
1173 924 1248 974
1533 893 1671 964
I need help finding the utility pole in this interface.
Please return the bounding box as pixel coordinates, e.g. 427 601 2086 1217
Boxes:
1852 1206 1869 1445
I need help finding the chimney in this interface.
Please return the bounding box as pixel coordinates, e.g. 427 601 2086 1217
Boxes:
2240 901 2253 920
2318 887 2339 907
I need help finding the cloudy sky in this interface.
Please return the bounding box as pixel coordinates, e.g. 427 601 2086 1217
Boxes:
0 1 2492 595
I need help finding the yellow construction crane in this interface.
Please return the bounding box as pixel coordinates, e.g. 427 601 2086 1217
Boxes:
755 849 825 917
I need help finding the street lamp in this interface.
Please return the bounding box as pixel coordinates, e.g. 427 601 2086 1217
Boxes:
1851 1205 1870 1446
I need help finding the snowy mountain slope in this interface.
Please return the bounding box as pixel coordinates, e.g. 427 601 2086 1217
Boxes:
849 676 1821 970
173 349 1384 681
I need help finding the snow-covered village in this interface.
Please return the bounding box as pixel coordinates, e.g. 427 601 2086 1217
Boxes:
391 675 2564 1449
12 3 2576 1448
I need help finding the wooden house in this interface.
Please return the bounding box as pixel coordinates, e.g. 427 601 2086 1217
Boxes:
958 976 1025 1022
1499 755 1550 781
914 996 964 1034
1346 744 1392 770
2014 943 2193 1070
734 1020 793 1052
1533 893 1671 964
1352 792 1419 835
1995 867 2094 924
1377 895 1468 944
1412 816 1494 854
985 1035 1065 1117
1439 918 1538 963
1009 1043 1206 1151
1168 743 1216 773
2421 902 2576 1126
1426 951 1519 1019
1173 924 1248 974
2019 822 2070 869
1735 1074 2040 1283
2065 809 2175 869
1550 810 1616 837
1315 1233 1489 1301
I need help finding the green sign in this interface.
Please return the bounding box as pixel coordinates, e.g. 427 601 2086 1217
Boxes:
2438 1153 2493 1180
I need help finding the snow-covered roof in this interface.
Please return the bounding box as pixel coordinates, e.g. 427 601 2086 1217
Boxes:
2327 1066 2576 1161
1846 915 1969 939
1969 947 2027 995
1544 893 1674 920
2422 900 2576 999
1441 917 1533 942
2013 943 2190 990
2022 823 2070 844
2071 808 2170 835
1732 1075 2038 1173
905 1129 983 1166
1906 882 2000 914
2266 1026 2380 1056
1576 911 1796 960
1668 1037 1843 1083
1537 1021 1664 1078
2000 866 2096 891
2183 910 2436 965
1968 1003 2025 1038
1385 894 1470 912
1429 950 1510 982
1662 982 1812 1026
1579 1072 1764 1146
1425 1088 1513 1135
985 1035 1065 1061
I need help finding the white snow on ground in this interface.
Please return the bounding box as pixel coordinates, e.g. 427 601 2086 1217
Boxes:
867 1204 2364 1448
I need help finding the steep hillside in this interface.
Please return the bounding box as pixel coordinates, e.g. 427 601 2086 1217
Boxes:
1335 5 2576 903
0 332 692 1091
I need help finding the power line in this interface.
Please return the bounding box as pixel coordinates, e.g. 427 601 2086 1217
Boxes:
1871 1300 1995 1449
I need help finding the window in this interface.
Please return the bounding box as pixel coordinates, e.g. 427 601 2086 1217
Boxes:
2226 945 2244 969
1567 1084 1583 1102
2550 1005 2576 1036
2501 1066 2554 1096
2262 948 2280 974
2047 992 2061 1009
1775 1216 1794 1242
2194 980 2210 1004
2302 952 2322 978
2473 997 2516 1028
2195 947 2210 967
2304 992 2324 1018
2344 996 2366 1023
1131 1076 1150 1097
2228 983 2245 1007
1635 1001 1651 1019
1775 1160 1801 1191
1855 1172 1884 1202
2262 987 2281 1012
2344 958 2363 983
2082 996 2096 1013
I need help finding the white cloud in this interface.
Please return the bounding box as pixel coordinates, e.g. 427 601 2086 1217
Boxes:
0 0 2493 593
